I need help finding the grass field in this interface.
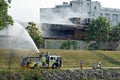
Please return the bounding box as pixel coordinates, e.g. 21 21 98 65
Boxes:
40 49 120 68
0 48 120 68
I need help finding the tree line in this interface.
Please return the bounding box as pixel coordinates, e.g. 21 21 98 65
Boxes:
85 16 120 50
0 0 13 30
86 16 120 42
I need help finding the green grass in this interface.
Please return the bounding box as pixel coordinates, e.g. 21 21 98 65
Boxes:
40 49 120 68
0 48 120 68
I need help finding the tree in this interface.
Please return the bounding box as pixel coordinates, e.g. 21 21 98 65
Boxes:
26 22 43 48
86 16 110 42
109 23 120 41
85 16 111 49
0 0 13 30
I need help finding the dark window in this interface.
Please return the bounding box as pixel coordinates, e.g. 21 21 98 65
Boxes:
82 36 84 39
94 6 96 9
87 3 89 6
70 3 72 7
50 57 53 60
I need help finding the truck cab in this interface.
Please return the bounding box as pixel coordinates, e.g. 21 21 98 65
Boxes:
48 55 62 68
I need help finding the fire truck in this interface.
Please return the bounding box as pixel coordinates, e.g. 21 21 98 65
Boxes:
21 55 62 69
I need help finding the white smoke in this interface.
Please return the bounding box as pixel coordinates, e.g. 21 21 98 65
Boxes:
40 5 88 24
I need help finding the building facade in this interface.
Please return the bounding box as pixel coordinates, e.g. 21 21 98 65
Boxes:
40 0 120 26
40 0 120 50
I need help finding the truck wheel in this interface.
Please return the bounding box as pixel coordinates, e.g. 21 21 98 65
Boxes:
52 64 57 69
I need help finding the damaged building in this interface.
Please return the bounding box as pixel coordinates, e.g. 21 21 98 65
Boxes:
41 17 88 40
40 0 120 50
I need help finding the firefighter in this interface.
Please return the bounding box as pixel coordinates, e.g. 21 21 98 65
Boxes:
80 60 83 70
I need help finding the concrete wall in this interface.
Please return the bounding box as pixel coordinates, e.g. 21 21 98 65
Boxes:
44 39 95 49
44 39 120 50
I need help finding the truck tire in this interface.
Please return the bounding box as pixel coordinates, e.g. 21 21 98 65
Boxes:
52 64 57 69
